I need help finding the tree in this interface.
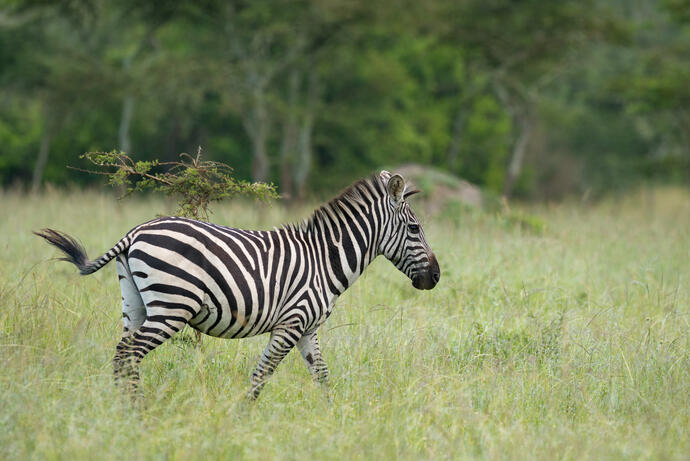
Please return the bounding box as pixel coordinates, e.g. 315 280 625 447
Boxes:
79 149 278 220
614 0 690 182
436 0 615 197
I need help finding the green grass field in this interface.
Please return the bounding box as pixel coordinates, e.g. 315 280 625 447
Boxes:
1 188 688 460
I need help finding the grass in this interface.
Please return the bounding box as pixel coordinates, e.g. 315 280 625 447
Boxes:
0 186 688 460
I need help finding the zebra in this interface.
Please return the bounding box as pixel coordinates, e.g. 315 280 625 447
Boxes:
35 170 440 399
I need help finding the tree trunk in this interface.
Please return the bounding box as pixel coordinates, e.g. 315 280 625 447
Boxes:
246 84 270 183
31 117 54 193
447 109 464 171
165 118 180 162
502 115 532 197
294 70 318 200
279 69 300 199
118 54 135 154
251 123 269 183
493 78 533 198
118 95 134 154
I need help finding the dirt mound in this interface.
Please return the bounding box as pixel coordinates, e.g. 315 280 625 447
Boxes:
393 164 484 214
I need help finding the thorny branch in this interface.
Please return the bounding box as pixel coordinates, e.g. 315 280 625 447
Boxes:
75 147 278 221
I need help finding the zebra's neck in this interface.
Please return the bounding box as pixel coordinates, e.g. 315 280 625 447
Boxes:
299 179 386 296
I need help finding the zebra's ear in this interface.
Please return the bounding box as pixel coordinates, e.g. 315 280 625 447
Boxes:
387 174 405 204
403 188 420 200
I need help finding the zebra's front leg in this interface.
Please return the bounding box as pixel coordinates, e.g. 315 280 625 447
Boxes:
297 331 329 386
248 327 302 400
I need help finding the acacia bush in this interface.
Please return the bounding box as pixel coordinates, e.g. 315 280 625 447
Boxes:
78 149 278 221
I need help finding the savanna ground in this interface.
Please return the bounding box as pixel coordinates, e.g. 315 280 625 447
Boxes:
0 187 688 460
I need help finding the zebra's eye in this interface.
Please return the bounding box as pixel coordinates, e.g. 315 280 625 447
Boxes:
408 223 419 233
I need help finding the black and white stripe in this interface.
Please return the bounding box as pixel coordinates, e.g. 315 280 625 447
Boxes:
36 170 440 399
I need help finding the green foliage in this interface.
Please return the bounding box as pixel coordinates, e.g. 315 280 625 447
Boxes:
441 197 545 234
498 209 546 235
0 0 688 198
468 312 563 368
80 150 278 220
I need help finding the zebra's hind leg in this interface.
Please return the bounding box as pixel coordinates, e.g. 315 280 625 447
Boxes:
116 256 146 341
297 331 329 386
113 310 195 395
248 327 303 400
114 256 146 392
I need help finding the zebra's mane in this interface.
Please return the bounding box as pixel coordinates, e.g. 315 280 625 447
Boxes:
284 174 385 233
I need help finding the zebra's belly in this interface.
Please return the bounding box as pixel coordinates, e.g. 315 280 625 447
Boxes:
188 302 275 339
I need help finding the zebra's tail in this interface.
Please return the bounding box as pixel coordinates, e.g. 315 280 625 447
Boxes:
34 228 131 275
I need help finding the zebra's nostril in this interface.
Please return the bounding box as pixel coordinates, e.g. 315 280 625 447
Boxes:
432 271 440 283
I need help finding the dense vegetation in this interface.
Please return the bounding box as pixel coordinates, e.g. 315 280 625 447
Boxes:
1 0 689 199
1 188 687 459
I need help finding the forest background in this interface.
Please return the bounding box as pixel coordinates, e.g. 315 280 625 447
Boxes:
0 0 689 200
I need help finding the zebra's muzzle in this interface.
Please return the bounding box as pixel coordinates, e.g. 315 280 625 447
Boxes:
411 254 440 290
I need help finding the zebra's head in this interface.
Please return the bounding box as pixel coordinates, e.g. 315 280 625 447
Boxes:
378 171 440 290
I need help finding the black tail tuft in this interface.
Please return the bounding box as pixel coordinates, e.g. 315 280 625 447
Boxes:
34 228 93 275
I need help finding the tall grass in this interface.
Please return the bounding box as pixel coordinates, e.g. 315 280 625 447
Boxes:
0 187 687 460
